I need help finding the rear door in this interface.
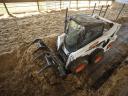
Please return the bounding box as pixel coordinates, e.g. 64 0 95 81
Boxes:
79 25 104 48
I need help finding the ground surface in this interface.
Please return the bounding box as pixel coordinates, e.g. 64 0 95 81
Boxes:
0 7 128 96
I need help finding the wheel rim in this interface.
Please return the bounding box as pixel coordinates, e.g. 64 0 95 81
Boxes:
75 64 86 73
95 55 103 63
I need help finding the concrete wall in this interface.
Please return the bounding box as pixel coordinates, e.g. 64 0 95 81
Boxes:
0 0 113 3
0 0 37 3
116 0 128 4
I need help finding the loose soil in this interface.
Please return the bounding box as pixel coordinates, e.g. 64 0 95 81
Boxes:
0 8 128 96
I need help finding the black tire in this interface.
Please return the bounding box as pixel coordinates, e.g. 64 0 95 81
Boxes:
67 56 89 73
89 48 104 64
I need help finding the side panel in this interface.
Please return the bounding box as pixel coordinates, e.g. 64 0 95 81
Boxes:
66 23 121 67
57 33 65 50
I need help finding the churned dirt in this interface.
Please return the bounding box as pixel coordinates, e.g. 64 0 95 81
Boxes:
0 10 93 96
0 6 128 96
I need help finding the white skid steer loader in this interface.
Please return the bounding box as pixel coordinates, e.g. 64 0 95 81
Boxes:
31 8 121 79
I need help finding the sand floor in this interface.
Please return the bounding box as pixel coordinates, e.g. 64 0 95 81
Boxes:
0 7 128 96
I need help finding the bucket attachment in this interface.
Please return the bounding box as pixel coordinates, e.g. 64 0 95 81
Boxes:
31 39 67 78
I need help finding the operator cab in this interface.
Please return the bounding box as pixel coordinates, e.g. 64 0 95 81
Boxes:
64 14 104 52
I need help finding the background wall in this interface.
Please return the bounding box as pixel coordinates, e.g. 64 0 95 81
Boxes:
116 0 128 4
0 0 113 3
0 0 36 3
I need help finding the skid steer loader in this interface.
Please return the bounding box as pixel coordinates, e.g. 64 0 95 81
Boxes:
31 8 121 80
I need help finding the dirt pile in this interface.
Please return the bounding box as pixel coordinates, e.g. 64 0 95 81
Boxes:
0 37 93 96
0 10 89 96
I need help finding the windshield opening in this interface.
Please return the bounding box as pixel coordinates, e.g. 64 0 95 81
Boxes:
65 20 83 52
67 20 81 34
